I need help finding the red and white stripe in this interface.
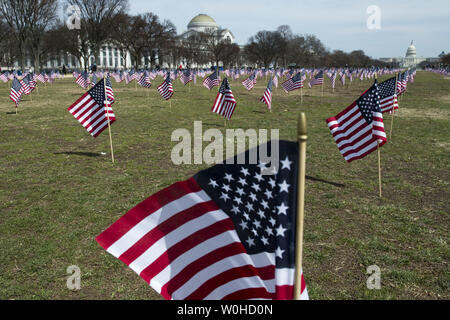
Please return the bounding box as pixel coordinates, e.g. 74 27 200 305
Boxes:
157 80 174 100
96 178 308 300
380 95 398 113
68 92 116 138
10 88 22 106
260 87 272 110
212 89 237 120
327 102 387 162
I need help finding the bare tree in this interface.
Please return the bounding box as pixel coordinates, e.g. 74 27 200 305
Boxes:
66 0 128 66
441 54 450 68
276 25 292 68
0 17 18 69
141 13 176 68
244 31 283 69
0 0 58 72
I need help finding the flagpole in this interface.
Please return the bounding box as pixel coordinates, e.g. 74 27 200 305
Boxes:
103 76 115 164
300 86 303 104
377 141 382 198
375 74 382 198
294 112 307 300
390 73 399 139
321 78 324 98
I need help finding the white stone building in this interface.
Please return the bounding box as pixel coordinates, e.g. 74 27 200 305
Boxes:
4 14 234 71
180 14 235 43
380 41 430 68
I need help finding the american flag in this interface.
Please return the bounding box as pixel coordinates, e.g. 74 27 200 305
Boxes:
10 77 23 106
27 74 37 91
0 72 8 83
91 73 97 87
180 70 192 85
339 71 346 86
308 70 324 88
203 71 220 90
36 73 46 83
330 72 337 89
19 77 32 95
105 74 115 104
260 77 273 110
67 78 116 138
96 140 308 300
212 78 237 120
326 81 387 162
273 74 278 88
138 71 152 88
377 77 398 113
112 72 123 83
285 69 294 80
242 72 256 91
400 71 408 94
76 71 89 89
157 74 174 100
281 72 303 93
233 69 240 80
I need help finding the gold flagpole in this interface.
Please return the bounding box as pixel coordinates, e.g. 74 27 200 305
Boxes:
103 76 115 163
294 112 307 300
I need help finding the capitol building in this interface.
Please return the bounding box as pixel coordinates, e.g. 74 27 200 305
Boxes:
380 41 439 68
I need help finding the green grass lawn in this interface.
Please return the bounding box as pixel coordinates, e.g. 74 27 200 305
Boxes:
0 71 448 300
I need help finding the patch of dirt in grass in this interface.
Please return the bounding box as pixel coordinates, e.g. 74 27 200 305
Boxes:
439 95 450 102
435 141 450 150
396 108 450 120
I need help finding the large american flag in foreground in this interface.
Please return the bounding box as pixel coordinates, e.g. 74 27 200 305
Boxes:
67 79 116 138
96 141 308 300
326 81 387 162
211 78 237 120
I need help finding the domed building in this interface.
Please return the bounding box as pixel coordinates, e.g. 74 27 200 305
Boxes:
187 14 219 32
180 14 235 43
380 41 427 68
402 41 425 68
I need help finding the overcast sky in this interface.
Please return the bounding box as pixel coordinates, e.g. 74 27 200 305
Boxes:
129 0 450 59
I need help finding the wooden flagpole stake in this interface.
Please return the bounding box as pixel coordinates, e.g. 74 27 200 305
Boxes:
300 87 303 104
321 76 324 98
103 76 115 163
390 72 399 139
377 141 382 198
294 112 307 300
374 74 382 198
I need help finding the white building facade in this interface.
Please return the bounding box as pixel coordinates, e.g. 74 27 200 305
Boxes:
4 14 233 71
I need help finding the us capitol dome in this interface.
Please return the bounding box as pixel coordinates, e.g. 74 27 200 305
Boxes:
380 41 428 68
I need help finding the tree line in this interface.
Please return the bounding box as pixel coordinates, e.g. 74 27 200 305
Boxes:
0 0 431 73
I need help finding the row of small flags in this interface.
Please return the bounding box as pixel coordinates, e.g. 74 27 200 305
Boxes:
65 68 410 165
426 67 450 77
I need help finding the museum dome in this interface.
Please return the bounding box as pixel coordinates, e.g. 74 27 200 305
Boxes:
187 14 218 31
406 41 417 58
